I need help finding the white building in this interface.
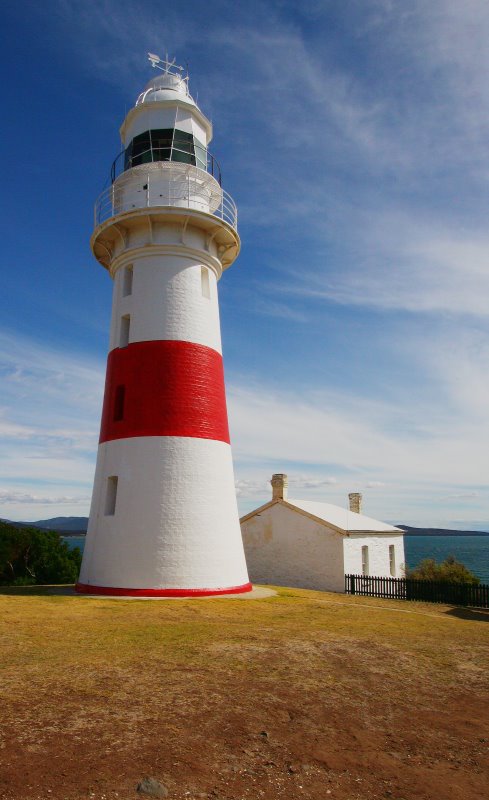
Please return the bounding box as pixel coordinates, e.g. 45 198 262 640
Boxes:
241 474 405 593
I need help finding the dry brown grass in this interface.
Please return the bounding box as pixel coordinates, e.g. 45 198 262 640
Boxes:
1 586 488 800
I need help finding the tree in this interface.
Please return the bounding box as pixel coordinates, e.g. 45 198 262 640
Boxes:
0 521 82 585
407 555 480 585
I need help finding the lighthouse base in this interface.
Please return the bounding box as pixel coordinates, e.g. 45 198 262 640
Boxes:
78 437 250 592
75 581 252 597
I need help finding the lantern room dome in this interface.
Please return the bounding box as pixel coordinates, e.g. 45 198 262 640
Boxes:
136 71 196 108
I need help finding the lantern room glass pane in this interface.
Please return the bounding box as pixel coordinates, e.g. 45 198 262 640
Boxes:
150 129 173 162
194 140 207 170
172 130 196 165
124 128 202 170
131 132 152 166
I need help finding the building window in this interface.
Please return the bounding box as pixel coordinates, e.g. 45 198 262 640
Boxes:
122 265 133 297
389 544 396 577
105 476 118 516
120 315 130 347
113 385 125 421
201 267 210 299
361 545 369 576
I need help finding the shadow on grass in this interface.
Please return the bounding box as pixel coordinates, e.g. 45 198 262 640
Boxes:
445 606 489 622
0 584 76 597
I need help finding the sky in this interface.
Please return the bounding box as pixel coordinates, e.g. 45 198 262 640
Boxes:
1 0 488 529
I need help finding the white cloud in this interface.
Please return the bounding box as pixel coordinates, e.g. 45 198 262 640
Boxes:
231 391 449 484
228 323 489 512
253 298 308 323
5 0 488 531
0 490 90 506
9 324 485 524
278 208 489 317
235 478 270 498
290 476 338 489
445 491 479 500
0 331 104 518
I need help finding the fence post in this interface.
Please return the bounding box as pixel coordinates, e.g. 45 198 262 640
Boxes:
350 574 356 596
460 582 468 607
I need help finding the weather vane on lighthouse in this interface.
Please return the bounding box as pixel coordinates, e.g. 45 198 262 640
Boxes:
148 51 184 74
76 54 251 596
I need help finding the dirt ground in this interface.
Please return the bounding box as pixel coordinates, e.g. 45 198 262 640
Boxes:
0 586 488 800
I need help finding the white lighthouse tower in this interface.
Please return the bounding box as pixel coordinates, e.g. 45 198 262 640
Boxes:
76 55 251 596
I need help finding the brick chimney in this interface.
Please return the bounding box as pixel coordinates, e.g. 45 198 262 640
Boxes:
348 492 362 514
271 473 288 501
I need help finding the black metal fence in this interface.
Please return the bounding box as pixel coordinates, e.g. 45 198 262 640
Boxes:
345 574 489 608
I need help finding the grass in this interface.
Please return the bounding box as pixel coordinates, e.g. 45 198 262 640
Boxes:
1 586 487 677
1 587 488 800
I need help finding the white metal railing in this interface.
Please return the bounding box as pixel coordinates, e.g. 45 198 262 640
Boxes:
94 168 238 231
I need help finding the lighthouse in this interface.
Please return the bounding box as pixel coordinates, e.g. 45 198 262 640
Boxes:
76 55 251 596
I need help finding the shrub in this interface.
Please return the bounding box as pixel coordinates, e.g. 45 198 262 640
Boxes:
0 521 82 585
407 555 480 585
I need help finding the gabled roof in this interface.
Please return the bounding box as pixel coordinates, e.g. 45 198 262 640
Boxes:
240 497 402 536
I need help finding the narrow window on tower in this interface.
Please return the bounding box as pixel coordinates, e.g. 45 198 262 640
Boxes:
120 315 130 347
113 385 125 421
122 265 133 297
361 545 369 576
389 544 396 577
201 266 210 299
105 476 118 516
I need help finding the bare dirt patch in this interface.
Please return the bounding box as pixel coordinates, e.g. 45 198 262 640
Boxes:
0 587 488 800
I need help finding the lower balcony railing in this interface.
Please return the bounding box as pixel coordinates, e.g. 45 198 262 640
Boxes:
94 167 237 231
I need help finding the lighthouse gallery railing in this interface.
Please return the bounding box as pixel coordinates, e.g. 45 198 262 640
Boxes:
94 169 238 231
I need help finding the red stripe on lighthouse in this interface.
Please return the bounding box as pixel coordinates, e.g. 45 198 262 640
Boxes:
75 582 253 597
99 340 230 444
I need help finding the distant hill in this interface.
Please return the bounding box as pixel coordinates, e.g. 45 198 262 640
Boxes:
2 517 488 537
1 517 88 535
398 525 489 536
27 517 88 532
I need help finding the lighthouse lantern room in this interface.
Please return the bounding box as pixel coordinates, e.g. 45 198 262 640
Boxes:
77 55 251 596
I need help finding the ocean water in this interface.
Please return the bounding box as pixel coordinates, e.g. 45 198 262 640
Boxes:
64 533 489 584
63 536 86 553
405 535 489 584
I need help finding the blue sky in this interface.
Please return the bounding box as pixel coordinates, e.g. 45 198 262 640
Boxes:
1 0 488 528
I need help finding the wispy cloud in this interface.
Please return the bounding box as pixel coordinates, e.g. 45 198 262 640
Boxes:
236 474 338 496
4 0 488 531
0 490 90 507
290 476 338 489
285 215 489 317
228 380 486 486
4 323 486 523
445 491 479 500
228 321 489 522
0 330 104 518
252 298 308 323
235 478 270 498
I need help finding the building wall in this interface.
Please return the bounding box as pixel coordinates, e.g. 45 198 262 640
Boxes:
241 503 345 592
343 534 405 578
